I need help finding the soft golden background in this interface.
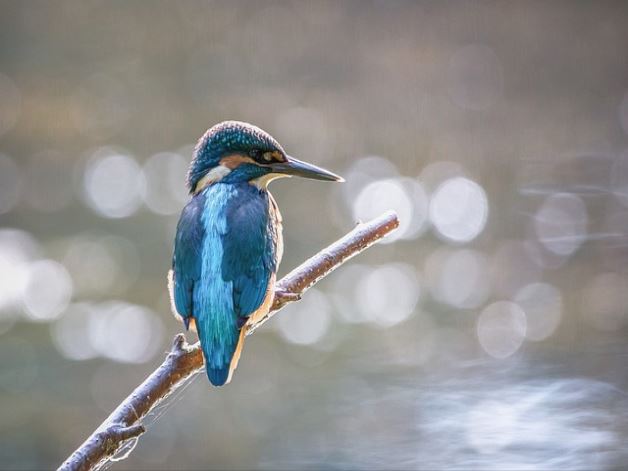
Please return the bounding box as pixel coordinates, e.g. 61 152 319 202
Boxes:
1 1 628 469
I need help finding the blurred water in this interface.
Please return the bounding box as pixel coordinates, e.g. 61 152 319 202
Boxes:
261 357 628 470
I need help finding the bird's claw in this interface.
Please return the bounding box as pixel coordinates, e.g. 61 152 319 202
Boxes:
274 289 301 306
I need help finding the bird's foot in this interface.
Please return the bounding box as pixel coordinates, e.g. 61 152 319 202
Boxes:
274 289 301 308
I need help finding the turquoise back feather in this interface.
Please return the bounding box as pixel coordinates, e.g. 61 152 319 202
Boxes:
195 184 237 385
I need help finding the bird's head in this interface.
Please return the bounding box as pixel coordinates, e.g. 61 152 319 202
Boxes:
187 120 343 193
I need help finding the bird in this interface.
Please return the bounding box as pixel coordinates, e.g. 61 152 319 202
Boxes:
168 120 343 386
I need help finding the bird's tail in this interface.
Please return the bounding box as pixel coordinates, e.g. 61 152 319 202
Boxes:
206 364 230 386
196 315 240 387
203 327 246 386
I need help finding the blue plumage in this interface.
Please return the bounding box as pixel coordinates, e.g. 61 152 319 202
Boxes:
172 193 205 329
173 183 276 385
222 184 278 317
170 121 342 386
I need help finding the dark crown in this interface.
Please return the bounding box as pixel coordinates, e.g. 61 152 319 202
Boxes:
186 121 285 191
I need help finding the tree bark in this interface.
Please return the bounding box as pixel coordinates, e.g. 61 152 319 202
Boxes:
58 211 399 471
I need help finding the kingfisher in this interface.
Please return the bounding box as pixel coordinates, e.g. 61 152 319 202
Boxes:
168 121 343 386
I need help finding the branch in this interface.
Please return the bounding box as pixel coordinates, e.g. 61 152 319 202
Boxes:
58 211 399 471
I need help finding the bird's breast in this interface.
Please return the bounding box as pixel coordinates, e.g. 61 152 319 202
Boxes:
267 191 284 266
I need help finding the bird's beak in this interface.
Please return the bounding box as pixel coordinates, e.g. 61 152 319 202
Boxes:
270 155 344 182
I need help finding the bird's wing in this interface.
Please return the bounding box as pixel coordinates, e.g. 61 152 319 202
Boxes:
170 194 206 326
221 186 278 321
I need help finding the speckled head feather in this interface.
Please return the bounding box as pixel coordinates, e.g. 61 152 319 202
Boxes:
187 121 286 192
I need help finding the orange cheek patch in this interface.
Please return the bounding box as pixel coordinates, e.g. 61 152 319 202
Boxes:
220 154 255 169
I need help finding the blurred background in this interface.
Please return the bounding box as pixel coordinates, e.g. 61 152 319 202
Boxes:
1 1 628 469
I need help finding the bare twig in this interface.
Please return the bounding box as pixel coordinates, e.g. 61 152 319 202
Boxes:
58 211 399 471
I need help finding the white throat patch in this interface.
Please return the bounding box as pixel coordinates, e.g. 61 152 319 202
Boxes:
250 173 290 189
194 165 231 193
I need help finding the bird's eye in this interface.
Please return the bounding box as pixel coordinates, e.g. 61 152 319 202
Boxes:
263 152 273 162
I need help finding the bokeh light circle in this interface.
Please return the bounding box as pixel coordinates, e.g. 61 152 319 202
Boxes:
355 263 420 327
477 301 526 359
51 303 98 360
341 156 399 207
277 288 332 346
430 177 488 243
330 264 372 324
22 260 73 322
353 178 428 243
534 193 587 257
83 149 146 218
0 229 41 314
142 152 189 215
353 179 410 244
62 234 140 297
426 248 490 309
514 282 562 341
87 301 164 363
